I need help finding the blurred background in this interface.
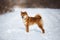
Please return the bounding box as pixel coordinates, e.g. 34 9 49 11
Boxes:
0 0 60 14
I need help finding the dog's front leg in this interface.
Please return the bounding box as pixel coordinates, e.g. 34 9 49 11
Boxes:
26 24 29 32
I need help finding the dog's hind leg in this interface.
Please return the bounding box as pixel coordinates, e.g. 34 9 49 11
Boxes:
37 22 45 33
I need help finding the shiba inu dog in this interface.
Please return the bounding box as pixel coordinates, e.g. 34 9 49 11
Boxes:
21 11 45 33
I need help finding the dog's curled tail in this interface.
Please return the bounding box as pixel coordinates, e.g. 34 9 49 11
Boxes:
35 14 42 19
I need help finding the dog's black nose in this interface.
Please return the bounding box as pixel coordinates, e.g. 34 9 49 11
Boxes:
22 16 23 18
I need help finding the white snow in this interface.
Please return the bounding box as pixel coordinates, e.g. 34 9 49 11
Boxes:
0 7 60 40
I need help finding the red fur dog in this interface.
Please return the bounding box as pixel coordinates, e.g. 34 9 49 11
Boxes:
21 11 45 33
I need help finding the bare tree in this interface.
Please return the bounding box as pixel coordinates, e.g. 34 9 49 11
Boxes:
0 0 15 14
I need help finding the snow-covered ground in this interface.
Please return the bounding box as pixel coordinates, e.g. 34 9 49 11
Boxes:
0 7 60 40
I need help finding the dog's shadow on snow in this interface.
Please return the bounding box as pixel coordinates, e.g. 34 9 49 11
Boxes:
30 29 41 33
20 27 41 33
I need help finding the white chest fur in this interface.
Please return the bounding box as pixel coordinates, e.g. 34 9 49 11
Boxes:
23 19 27 25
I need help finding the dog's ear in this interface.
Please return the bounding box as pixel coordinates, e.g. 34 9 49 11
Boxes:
21 11 27 14
24 11 27 13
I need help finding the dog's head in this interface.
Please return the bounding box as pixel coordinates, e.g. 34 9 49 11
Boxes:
21 11 28 19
